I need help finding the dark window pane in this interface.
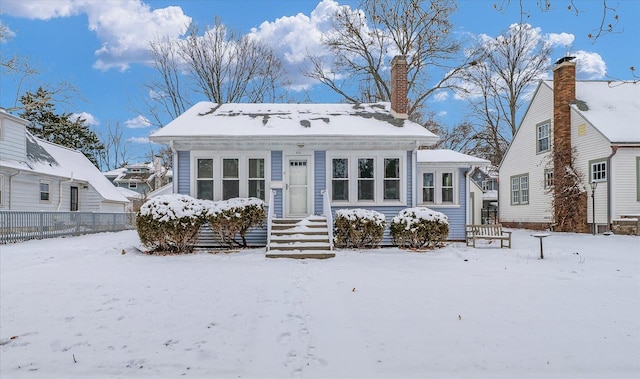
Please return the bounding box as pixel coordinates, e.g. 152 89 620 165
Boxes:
223 159 239 178
332 180 349 201
248 180 265 200
442 188 453 202
197 159 213 179
423 188 434 203
384 180 400 200
358 180 374 200
384 158 400 178
423 173 433 187
358 158 374 179
197 180 213 200
332 158 348 179
223 180 239 200
249 159 264 178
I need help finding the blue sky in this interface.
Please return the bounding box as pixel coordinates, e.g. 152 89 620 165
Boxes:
1 0 638 166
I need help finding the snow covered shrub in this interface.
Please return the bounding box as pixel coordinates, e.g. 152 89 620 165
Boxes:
333 209 386 249
136 194 206 254
204 198 266 248
390 207 449 250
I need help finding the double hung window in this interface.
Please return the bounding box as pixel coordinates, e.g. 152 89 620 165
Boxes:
511 174 529 205
420 171 455 205
194 154 267 201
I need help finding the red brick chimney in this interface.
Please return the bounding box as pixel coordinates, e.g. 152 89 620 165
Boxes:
390 55 408 119
553 60 576 158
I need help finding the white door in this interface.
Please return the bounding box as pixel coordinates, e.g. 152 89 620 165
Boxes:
286 157 310 217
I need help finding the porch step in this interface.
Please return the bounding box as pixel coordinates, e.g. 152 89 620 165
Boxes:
267 216 333 259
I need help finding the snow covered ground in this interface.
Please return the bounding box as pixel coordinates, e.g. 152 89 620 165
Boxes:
1 229 638 378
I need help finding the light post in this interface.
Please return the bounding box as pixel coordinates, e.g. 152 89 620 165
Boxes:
590 180 598 235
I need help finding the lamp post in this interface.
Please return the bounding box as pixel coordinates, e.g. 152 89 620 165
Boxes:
590 180 598 235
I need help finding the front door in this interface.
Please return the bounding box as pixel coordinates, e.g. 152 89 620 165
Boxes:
70 186 79 211
286 157 311 217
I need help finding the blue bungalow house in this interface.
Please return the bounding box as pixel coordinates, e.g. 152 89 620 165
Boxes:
149 57 489 251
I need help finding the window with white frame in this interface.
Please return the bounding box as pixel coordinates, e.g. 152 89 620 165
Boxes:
537 122 550 153
129 182 137 189
326 152 405 204
193 153 269 201
384 158 400 200
248 158 265 200
420 170 457 205
590 160 607 183
222 158 240 200
331 158 349 201
544 169 554 189
358 158 375 201
40 181 50 201
511 174 529 205
196 158 214 200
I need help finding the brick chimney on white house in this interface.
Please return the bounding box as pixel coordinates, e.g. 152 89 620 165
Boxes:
552 59 576 161
390 55 409 119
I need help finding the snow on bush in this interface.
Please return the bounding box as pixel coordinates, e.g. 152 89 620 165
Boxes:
203 197 266 248
390 207 449 249
136 194 206 254
334 209 387 249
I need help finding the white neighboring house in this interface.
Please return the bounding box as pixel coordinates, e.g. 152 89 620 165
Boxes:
0 110 129 212
499 61 640 232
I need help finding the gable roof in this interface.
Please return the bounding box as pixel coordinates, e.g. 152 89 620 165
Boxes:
151 102 438 149
417 149 491 166
546 80 640 143
1 133 128 204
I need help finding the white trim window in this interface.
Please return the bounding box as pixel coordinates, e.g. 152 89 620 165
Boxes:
511 174 529 205
193 153 269 201
326 152 405 205
420 170 457 205
537 122 550 153
544 169 554 189
40 180 51 201
331 158 349 201
129 182 138 189
196 158 214 200
590 160 607 183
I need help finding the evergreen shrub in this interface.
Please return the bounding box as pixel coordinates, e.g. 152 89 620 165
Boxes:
333 209 386 249
136 194 205 254
390 207 449 249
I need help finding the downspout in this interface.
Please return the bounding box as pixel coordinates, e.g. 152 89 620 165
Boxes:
8 169 21 209
412 141 419 208
606 146 618 229
57 171 74 211
170 140 177 195
465 167 472 226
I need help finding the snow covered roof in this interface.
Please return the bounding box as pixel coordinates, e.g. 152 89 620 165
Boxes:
117 187 143 199
545 80 640 143
2 133 128 204
150 102 438 149
417 149 491 166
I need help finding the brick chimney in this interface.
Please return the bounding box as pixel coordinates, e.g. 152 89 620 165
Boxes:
552 60 576 158
390 55 408 119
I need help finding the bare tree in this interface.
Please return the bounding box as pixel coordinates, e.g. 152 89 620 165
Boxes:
453 23 551 164
493 0 620 42
179 19 288 104
304 0 480 120
98 121 132 171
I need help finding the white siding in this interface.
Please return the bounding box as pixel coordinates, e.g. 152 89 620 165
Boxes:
469 180 483 224
570 110 611 224
0 114 27 162
610 147 640 219
499 83 554 224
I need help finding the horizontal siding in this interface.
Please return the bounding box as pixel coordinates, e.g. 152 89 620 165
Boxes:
177 151 190 195
0 116 27 162
314 150 326 215
499 84 553 224
610 148 640 220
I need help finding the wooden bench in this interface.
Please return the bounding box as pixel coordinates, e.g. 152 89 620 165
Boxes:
465 224 512 248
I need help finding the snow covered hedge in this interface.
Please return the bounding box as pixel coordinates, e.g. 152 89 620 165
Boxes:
136 194 206 254
390 207 449 250
203 197 266 248
333 209 386 249
136 195 266 253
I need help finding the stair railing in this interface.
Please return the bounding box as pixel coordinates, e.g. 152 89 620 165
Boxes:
266 189 275 252
321 189 334 250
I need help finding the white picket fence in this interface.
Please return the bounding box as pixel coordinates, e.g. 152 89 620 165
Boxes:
0 211 136 244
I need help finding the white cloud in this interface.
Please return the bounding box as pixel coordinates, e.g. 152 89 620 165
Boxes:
127 136 150 144
69 112 99 126
574 50 607 79
433 91 449 102
547 32 575 47
437 110 447 117
0 21 16 43
125 115 151 129
247 0 349 91
2 0 191 72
